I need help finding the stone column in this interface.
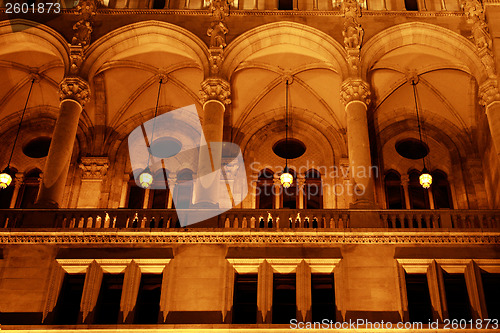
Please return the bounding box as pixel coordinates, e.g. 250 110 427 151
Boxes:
401 175 411 209
273 176 281 209
167 175 177 209
36 77 90 208
340 79 376 208
119 174 129 208
77 157 109 208
297 177 305 209
192 78 230 208
479 79 500 157
9 173 24 208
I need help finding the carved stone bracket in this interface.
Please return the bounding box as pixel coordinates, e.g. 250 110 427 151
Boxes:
340 79 371 106
70 45 84 75
59 77 90 106
209 48 224 76
79 157 110 179
479 79 500 107
200 78 231 105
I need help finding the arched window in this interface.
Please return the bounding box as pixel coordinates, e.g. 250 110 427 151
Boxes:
17 169 41 208
174 169 193 209
149 169 170 209
282 169 297 209
127 172 145 209
404 0 418 11
257 169 274 209
408 169 430 209
432 170 453 209
304 169 322 209
384 171 405 209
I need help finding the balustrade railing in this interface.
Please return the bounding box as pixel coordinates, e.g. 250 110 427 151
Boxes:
0 208 498 230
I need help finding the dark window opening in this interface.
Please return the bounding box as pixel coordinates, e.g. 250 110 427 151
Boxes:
0 184 14 209
304 169 322 209
258 169 274 209
16 169 41 208
405 273 433 322
432 171 453 209
281 169 297 209
127 185 145 209
272 274 296 324
481 271 500 320
385 171 405 209
153 0 166 9
443 272 471 320
408 170 430 209
278 0 293 10
150 188 168 209
405 0 418 11
311 274 335 322
53 274 86 324
134 274 162 324
232 273 258 324
94 274 124 324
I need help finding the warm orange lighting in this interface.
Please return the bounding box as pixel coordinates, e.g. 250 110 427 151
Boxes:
139 169 153 189
280 172 293 188
420 168 432 189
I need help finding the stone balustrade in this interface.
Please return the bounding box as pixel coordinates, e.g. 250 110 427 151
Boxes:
0 208 498 230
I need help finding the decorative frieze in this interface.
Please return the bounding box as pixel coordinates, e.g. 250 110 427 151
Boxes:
79 157 110 179
340 78 371 106
59 77 91 106
200 78 231 105
0 231 498 245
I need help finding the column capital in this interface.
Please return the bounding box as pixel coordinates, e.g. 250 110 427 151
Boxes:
479 79 500 107
59 77 90 106
200 78 231 106
401 174 409 186
79 157 109 179
340 78 371 106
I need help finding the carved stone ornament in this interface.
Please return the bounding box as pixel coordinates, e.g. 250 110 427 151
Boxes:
461 0 485 24
343 20 364 50
59 77 90 105
200 78 231 105
72 0 98 47
79 157 110 179
70 45 84 75
208 0 230 48
479 79 500 107
340 79 371 106
209 49 224 76
341 0 361 19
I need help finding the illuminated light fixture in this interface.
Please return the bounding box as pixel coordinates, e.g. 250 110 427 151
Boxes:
0 78 35 190
419 167 432 189
410 77 432 189
139 77 164 189
280 79 293 188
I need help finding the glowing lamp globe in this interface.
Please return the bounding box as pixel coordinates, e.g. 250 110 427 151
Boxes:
139 169 153 189
280 172 293 188
419 168 432 189
0 171 12 189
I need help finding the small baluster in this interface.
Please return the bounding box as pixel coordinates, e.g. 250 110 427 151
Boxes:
95 215 102 228
242 217 248 228
267 216 273 228
233 217 239 229
250 216 256 228
276 217 280 229
329 217 335 228
312 217 318 228
132 216 138 228
259 217 265 228
158 217 164 228
150 216 156 228
224 217 231 228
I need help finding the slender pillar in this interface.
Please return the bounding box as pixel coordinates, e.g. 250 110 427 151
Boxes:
36 77 90 208
401 175 411 209
192 78 230 208
297 177 305 209
167 175 177 209
480 80 500 158
273 176 281 209
9 173 24 208
340 79 376 208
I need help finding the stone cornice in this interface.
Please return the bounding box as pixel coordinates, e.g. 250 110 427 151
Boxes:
0 231 498 245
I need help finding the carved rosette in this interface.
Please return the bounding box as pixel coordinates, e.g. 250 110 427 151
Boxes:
200 78 231 105
79 157 109 179
479 79 500 107
59 77 90 106
340 79 371 106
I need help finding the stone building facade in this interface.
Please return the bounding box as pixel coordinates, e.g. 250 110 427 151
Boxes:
0 0 499 332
